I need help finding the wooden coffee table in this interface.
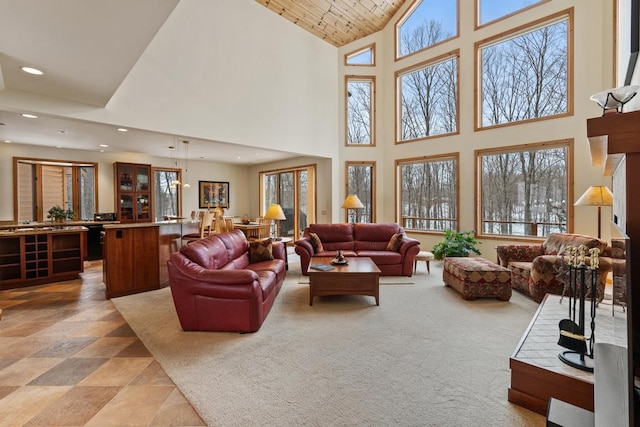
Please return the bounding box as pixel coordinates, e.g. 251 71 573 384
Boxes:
307 257 381 306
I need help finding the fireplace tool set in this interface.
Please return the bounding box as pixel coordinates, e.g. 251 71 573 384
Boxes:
557 245 600 372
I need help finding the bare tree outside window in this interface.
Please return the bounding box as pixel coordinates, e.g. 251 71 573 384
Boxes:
480 15 569 127
397 0 457 58
398 53 458 141
478 143 569 237
346 77 374 145
153 169 180 220
346 162 375 222
397 155 458 231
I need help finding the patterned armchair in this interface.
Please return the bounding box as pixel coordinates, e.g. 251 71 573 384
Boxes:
496 233 612 303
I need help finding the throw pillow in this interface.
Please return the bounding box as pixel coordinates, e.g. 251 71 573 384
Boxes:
309 232 324 254
386 233 404 252
249 239 274 263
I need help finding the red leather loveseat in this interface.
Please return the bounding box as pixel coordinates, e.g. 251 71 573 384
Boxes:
167 229 286 333
295 222 420 276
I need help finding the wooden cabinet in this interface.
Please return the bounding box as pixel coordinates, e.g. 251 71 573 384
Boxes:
0 228 86 290
114 162 151 223
103 225 160 298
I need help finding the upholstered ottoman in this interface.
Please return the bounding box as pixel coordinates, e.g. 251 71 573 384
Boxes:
443 257 512 301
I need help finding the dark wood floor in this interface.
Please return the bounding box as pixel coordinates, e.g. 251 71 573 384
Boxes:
0 260 205 426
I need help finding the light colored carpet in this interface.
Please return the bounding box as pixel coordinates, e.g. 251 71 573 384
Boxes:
112 259 545 426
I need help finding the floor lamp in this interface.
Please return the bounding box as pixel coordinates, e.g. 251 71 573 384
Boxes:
574 186 613 238
342 194 364 223
264 203 286 240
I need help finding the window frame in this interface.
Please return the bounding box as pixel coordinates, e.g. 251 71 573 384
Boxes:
475 0 550 30
395 50 460 144
474 8 574 131
394 0 460 61
475 139 574 241
13 156 98 222
345 161 376 223
151 166 182 221
345 75 376 146
395 153 460 234
344 43 376 66
259 164 317 240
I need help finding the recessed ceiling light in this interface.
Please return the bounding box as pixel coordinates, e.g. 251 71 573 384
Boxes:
99 144 109 148
55 145 62 148
21 113 38 119
117 128 128 132
21 66 43 75
3 140 11 143
236 156 241 159
99 149 105 153
57 130 67 134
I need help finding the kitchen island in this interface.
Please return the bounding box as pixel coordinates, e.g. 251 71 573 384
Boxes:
102 219 198 299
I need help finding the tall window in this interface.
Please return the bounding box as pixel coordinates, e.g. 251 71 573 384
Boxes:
397 52 458 142
153 167 181 221
261 165 316 239
478 10 572 129
396 154 458 232
345 44 375 66
477 0 548 27
14 158 97 222
396 0 458 59
346 76 375 145
477 140 571 238
345 162 376 223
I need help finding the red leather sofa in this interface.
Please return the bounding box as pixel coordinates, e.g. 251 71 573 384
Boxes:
295 222 420 276
167 229 286 333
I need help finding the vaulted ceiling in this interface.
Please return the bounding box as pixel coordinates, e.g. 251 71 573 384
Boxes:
256 0 406 47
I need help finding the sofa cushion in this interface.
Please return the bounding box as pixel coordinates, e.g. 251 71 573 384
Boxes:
353 222 401 241
216 229 250 261
386 233 403 252
357 250 402 265
249 239 274 263
309 223 354 244
309 232 324 254
180 235 229 270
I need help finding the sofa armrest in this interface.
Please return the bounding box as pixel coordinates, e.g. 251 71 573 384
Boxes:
398 236 420 257
496 244 544 266
294 238 314 255
271 240 286 261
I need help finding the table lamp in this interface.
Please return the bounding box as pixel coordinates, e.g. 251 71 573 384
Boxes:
264 203 286 240
342 194 364 223
574 185 613 238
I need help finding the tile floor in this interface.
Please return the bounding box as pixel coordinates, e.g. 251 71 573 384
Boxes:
0 260 205 426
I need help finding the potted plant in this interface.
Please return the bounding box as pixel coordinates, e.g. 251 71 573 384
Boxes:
432 230 481 260
47 205 74 223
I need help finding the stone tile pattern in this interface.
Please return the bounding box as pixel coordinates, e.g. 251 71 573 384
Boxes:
0 261 205 426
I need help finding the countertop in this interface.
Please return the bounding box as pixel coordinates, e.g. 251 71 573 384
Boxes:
103 219 199 230
0 225 88 236
0 220 118 231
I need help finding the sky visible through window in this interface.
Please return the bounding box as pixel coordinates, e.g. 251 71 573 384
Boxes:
400 0 542 35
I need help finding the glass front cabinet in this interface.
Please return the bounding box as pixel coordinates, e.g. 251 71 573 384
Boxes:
114 162 152 223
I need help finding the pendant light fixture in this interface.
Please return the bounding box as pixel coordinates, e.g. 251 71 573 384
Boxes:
182 140 191 189
171 137 181 186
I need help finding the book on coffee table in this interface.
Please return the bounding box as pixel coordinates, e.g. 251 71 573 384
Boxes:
310 264 334 271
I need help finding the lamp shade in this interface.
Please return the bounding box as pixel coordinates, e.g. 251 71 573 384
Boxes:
574 186 613 207
264 204 286 220
342 194 364 209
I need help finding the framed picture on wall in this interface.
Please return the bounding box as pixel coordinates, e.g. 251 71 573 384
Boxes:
199 181 230 209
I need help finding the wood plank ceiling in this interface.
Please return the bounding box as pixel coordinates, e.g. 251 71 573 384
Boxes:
256 0 407 47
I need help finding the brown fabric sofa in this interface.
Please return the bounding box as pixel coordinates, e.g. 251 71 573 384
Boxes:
496 233 612 303
167 229 286 333
294 222 420 276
